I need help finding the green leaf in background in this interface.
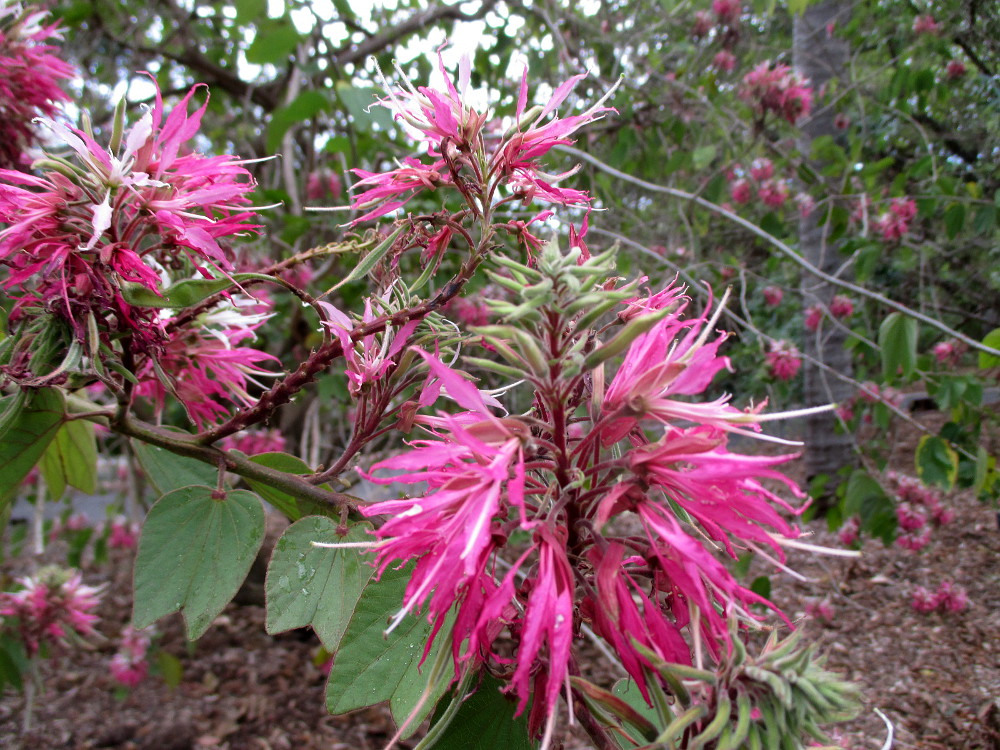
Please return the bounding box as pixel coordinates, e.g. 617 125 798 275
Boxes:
245 21 301 65
326 564 452 732
692 145 716 171
133 487 265 639
245 452 339 520
265 517 375 648
916 435 959 489
979 328 1000 369
426 673 534 750
131 440 218 494
39 418 97 500
944 203 965 239
842 469 896 543
336 83 395 130
878 312 918 382
267 90 330 154
0 388 65 510
321 224 408 296
120 273 274 309
155 650 184 689
233 0 266 23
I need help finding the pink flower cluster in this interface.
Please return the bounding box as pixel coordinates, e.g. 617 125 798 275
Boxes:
0 78 259 351
0 567 103 656
305 169 342 202
727 158 793 209
805 598 835 622
107 516 139 550
739 61 813 124
829 295 854 319
0 4 76 170
912 15 940 36
804 304 823 331
109 625 152 687
873 197 917 242
932 338 966 367
762 285 783 307
911 581 968 614
346 52 617 225
220 428 288 456
766 339 802 381
945 60 967 80
837 516 861 546
359 286 810 730
886 472 954 552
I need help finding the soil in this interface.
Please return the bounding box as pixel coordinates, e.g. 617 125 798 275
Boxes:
1 449 999 749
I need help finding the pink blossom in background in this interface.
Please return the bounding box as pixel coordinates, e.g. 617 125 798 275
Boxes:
0 567 103 656
109 624 152 687
837 516 861 546
932 339 966 367
805 598 835 622
729 178 752 204
305 169 342 201
795 192 816 217
758 178 789 207
834 113 851 130
712 0 741 25
896 503 927 532
896 527 931 552
804 305 823 331
766 339 802 381
0 5 76 169
107 516 139 550
692 10 713 37
220 428 288 456
945 59 967 80
829 295 854 319
749 157 774 181
762 285 783 307
835 400 855 424
739 61 813 124
912 15 940 35
910 585 938 613
934 581 969 613
712 50 737 72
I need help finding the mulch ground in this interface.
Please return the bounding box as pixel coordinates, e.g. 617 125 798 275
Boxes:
1 465 998 749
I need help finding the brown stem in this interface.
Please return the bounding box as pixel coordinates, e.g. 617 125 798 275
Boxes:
115 412 356 508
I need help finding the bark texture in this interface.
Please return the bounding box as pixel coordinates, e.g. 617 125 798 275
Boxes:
794 0 856 491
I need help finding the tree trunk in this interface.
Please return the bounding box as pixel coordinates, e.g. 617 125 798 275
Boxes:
794 0 856 495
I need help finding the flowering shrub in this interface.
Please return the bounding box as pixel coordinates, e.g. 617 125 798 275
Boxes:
0 44 862 749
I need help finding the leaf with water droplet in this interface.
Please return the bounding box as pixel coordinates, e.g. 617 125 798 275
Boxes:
265 517 375 650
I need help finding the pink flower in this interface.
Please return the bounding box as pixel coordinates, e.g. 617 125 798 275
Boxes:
692 10 714 37
829 295 854 319
896 503 927 532
834 113 851 130
135 304 279 428
220 428 287 456
712 0 741 25
910 586 938 613
350 52 618 225
358 350 530 681
0 567 103 656
712 50 737 73
109 625 152 687
896 527 931 551
804 305 823 331
0 5 76 169
945 60 967 80
912 15 940 35
758 178 789 207
740 61 813 124
934 581 969 613
305 169 342 201
320 295 421 398
762 286 783 307
729 178 752 204
932 339 966 367
805 598 835 622
108 517 139 550
0 77 259 348
838 516 861 546
749 158 774 181
795 193 816 217
766 340 802 381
